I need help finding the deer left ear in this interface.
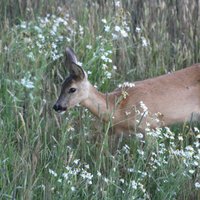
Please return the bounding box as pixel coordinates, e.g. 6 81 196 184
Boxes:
71 62 85 80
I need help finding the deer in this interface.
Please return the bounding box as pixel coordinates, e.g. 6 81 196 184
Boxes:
53 48 200 138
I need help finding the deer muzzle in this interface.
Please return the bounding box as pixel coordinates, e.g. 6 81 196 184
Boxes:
53 103 67 113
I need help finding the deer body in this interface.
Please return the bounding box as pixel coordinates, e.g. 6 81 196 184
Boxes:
53 48 200 135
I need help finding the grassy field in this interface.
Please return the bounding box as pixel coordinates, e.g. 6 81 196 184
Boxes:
0 0 200 199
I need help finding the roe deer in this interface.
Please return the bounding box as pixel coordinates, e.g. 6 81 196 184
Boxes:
53 48 200 135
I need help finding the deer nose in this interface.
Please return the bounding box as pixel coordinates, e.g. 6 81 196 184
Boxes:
53 103 63 112
53 103 67 112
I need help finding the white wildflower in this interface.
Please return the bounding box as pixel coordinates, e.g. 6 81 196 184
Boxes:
34 26 42 33
125 111 131 116
86 45 92 49
115 1 121 7
196 134 200 139
79 25 84 35
81 170 93 183
96 35 102 40
50 29 56 36
125 26 130 32
101 55 107 61
136 133 144 139
24 37 32 44
194 141 199 148
62 173 69 180
171 149 184 156
85 164 90 169
121 29 128 37
120 178 125 183
51 51 62 61
20 22 27 29
105 71 112 79
185 146 195 158
58 35 64 41
38 34 45 43
101 19 107 24
122 144 130 154
27 52 35 61
112 33 118 40
136 27 141 33
141 36 149 47
58 179 62 183
194 127 200 133
101 55 112 63
97 171 102 177
21 76 34 89
195 182 200 189
4 45 8 51
189 169 195 174
36 41 42 49
185 146 194 152
141 171 147 177
115 26 121 32
52 42 57 49
131 180 137 189
104 25 110 32
118 82 135 88
49 169 57 177
55 17 65 24
178 135 183 141
104 177 109 183
140 101 148 116
137 149 144 156
73 159 80 165
127 168 134 173
102 64 108 70
67 126 75 131
66 37 71 42
113 65 117 70
71 186 76 192
194 154 200 160
193 161 198 166
87 70 92 75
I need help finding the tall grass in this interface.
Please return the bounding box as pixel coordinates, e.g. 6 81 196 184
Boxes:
0 0 200 199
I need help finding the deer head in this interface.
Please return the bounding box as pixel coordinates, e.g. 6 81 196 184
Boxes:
53 48 90 113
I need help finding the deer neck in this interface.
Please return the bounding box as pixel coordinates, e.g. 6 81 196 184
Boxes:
80 84 115 122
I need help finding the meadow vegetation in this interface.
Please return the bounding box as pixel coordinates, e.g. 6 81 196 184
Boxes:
0 0 200 199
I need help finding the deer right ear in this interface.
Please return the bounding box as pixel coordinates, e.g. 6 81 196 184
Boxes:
65 47 78 65
65 48 85 80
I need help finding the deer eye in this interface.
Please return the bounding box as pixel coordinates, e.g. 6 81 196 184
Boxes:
69 88 76 93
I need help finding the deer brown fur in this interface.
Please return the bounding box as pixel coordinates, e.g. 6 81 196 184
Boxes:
53 48 200 135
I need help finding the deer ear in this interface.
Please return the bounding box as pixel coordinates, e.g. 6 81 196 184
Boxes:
65 47 78 64
65 47 85 79
71 62 85 80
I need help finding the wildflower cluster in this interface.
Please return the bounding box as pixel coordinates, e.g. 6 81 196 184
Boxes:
145 126 200 188
48 159 94 193
115 144 150 198
102 17 129 39
118 82 135 88
87 44 117 85
7 12 82 102
20 72 35 89
99 47 114 80
134 26 149 48
16 13 77 62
